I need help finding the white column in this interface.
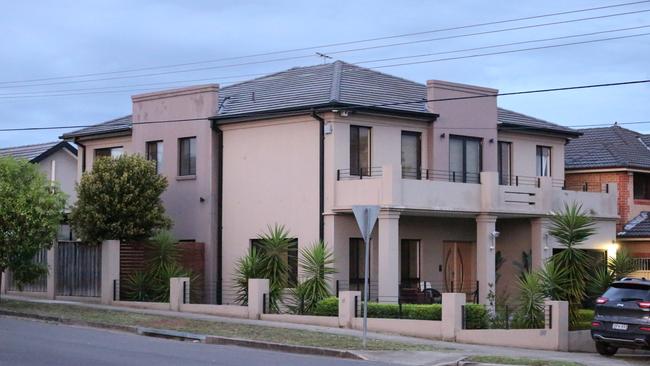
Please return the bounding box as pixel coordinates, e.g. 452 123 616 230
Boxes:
46 242 57 300
476 214 497 305
441 293 466 341
248 278 269 320
378 209 400 303
338 290 360 328
100 240 120 304
531 217 552 270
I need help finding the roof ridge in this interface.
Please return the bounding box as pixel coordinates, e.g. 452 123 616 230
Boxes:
329 61 342 102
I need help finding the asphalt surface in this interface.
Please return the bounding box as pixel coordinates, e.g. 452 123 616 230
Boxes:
0 317 383 366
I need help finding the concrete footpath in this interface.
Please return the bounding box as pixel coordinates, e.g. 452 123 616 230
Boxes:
3 295 650 366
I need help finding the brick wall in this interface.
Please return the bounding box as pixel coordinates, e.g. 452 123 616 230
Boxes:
565 171 630 231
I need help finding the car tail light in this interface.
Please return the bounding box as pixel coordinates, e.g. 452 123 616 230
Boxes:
596 297 609 304
640 327 650 332
591 321 602 327
638 301 650 309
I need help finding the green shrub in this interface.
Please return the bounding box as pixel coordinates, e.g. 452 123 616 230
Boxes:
464 304 489 329
367 303 442 320
310 296 338 316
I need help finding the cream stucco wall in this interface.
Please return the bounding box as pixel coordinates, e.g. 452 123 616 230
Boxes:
38 148 78 208
220 115 321 301
497 131 566 181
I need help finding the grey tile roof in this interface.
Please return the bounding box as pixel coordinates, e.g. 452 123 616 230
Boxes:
619 211 650 238
565 125 650 170
497 108 579 136
0 141 77 162
61 115 132 139
62 61 577 138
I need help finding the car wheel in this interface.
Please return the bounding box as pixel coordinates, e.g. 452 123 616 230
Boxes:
595 342 618 356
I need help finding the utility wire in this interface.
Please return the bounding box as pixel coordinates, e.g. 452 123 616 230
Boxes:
2 29 649 99
0 78 648 132
2 7 649 89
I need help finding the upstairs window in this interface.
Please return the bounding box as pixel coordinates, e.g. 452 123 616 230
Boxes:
498 141 512 185
401 131 422 179
350 125 371 176
449 135 481 183
178 137 196 176
146 141 163 174
536 146 551 177
634 172 650 200
94 146 123 159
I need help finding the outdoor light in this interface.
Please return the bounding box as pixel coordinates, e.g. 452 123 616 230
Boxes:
607 241 619 258
489 231 499 251
440 133 446 138
543 233 549 251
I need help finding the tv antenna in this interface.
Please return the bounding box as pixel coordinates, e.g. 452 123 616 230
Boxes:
315 52 332 64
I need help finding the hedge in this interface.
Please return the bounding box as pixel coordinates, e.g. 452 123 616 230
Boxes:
310 297 491 324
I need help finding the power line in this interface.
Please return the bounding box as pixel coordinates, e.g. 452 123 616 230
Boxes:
1 29 649 100
2 7 649 89
0 78 648 132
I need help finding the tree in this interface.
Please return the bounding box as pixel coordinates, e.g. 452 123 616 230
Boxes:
70 154 171 244
0 157 66 299
288 241 336 314
548 202 596 326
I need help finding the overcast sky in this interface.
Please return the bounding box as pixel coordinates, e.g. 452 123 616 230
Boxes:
1 0 649 147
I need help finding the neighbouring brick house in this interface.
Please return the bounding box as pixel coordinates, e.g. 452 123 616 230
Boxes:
565 125 650 276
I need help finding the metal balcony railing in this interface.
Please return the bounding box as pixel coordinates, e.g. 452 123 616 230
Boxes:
401 168 480 184
336 167 383 180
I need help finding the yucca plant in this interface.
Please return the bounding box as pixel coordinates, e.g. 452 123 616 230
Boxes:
257 224 294 312
233 247 265 305
146 230 180 276
123 271 154 302
538 260 569 301
588 264 614 301
548 202 596 326
609 248 636 280
287 241 336 314
512 271 545 329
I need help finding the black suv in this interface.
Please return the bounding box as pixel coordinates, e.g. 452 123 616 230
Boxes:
591 277 650 356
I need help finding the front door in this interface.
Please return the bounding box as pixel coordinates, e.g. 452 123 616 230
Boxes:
443 241 476 293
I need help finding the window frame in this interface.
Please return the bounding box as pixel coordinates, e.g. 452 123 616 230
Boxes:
350 125 372 176
497 141 512 185
633 172 650 200
401 131 422 179
536 145 552 177
449 135 483 183
178 137 197 177
146 140 163 174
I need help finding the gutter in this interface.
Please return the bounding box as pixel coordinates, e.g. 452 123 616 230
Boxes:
310 110 325 242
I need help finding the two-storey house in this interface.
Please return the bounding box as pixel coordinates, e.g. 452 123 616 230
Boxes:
62 61 618 304
565 125 650 277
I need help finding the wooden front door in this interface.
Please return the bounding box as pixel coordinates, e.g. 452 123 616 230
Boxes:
443 241 476 293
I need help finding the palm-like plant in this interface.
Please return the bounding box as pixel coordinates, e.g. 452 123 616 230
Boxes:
588 264 615 300
513 271 545 329
609 248 636 280
146 230 180 276
233 247 265 305
257 224 294 312
288 241 336 314
538 260 569 301
548 202 596 326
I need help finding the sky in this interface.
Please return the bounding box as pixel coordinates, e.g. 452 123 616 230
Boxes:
0 0 649 147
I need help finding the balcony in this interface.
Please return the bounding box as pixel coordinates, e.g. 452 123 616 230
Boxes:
332 165 618 218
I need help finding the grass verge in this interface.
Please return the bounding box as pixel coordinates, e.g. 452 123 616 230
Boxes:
0 300 440 351
467 355 583 366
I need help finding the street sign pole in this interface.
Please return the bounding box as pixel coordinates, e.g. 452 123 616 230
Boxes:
352 205 379 349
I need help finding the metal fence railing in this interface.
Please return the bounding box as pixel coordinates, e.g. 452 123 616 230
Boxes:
461 303 552 330
498 175 540 188
336 279 479 304
7 248 48 292
401 168 480 184
336 167 383 180
633 257 650 272
56 240 101 297
563 182 611 193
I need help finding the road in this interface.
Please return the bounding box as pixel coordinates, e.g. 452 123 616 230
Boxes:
0 317 382 366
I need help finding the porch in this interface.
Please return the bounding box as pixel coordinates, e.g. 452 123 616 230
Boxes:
326 212 547 305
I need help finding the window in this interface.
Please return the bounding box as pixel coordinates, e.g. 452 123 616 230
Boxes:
252 239 298 286
178 137 196 176
349 238 369 291
536 146 551 177
146 141 163 174
350 125 371 176
94 146 123 159
634 172 650 199
449 135 482 183
497 141 512 185
401 131 421 179
400 240 420 288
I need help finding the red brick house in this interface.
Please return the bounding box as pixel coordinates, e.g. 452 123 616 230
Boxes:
565 125 650 275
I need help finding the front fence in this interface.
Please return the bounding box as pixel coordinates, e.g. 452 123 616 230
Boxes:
336 279 478 304
461 303 553 330
56 241 101 297
7 248 48 292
